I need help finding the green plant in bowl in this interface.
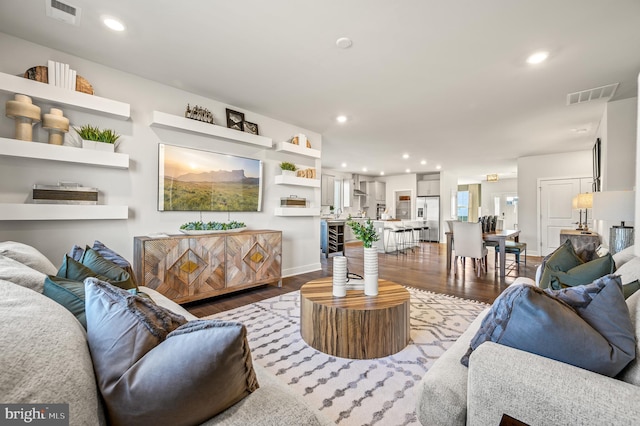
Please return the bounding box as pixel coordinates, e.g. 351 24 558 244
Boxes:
180 220 246 231
279 161 297 171
74 124 120 144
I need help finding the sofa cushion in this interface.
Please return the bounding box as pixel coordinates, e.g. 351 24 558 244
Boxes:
548 253 615 289
615 256 640 285
613 245 636 268
43 275 87 328
462 277 635 377
539 239 584 289
0 241 57 275
415 308 489 426
0 254 47 292
623 280 640 299
618 289 640 386
85 279 259 426
0 279 103 425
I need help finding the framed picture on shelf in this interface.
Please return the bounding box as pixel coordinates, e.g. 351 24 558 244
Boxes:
226 108 244 131
243 121 259 135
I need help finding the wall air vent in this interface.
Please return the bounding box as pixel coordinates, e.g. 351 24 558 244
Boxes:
45 0 81 26
566 83 619 106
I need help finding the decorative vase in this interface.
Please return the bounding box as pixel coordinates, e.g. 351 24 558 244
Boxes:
82 139 115 152
5 94 41 141
281 169 296 177
363 246 378 296
42 108 69 145
332 256 347 297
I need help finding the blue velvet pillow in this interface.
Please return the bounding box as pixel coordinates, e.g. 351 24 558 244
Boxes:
461 276 635 377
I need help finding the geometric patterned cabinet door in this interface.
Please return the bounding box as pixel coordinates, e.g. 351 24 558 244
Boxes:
134 230 282 304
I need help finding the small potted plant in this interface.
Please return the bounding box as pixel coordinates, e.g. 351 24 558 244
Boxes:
279 161 298 176
74 124 120 152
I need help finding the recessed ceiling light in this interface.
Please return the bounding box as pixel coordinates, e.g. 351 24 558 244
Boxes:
402 153 409 159
103 17 125 31
362 167 367 172
436 165 442 170
336 115 347 123
527 51 549 65
336 37 353 49
420 160 427 165
405 168 411 173
380 171 385 176
571 128 588 134
341 162 347 167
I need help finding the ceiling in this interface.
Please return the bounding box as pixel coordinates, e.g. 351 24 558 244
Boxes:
1 1 639 182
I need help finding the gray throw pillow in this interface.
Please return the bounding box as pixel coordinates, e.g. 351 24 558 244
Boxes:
548 253 615 289
461 277 635 377
84 278 259 426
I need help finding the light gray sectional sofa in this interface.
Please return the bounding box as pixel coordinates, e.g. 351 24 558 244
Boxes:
416 246 640 425
0 241 329 426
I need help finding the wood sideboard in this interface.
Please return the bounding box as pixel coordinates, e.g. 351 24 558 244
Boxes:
134 230 282 304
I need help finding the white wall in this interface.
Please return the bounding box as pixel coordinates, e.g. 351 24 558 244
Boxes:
0 33 322 276
517 151 592 256
381 173 417 220
602 97 637 191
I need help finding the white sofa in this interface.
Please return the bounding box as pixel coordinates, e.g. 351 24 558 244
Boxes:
0 241 330 426
415 245 640 425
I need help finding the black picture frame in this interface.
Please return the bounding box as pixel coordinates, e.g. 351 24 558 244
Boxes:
226 108 244 131
244 121 259 135
592 138 601 192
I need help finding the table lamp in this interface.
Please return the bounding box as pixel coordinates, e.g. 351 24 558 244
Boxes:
572 196 584 230
592 190 635 254
576 193 593 231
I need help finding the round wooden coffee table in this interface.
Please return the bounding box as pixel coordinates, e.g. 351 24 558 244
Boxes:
300 278 410 359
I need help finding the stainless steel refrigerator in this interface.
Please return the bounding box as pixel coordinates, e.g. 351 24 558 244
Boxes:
416 196 440 242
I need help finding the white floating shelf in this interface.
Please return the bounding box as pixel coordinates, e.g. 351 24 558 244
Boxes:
274 141 321 159
0 204 129 221
0 137 129 169
274 207 321 217
150 111 273 148
0 72 130 120
274 175 320 187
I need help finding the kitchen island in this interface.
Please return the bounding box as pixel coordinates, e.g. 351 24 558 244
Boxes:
372 220 427 253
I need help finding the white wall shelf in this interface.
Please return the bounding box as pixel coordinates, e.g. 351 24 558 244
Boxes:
0 137 129 169
0 204 129 221
274 207 321 217
274 141 321 159
0 72 130 120
150 111 273 148
274 175 321 188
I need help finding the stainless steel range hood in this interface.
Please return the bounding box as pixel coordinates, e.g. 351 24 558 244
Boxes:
352 174 367 196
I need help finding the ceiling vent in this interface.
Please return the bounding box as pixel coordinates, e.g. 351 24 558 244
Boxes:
45 0 81 26
566 83 619 106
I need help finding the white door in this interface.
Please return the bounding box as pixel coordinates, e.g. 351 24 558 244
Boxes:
539 177 592 256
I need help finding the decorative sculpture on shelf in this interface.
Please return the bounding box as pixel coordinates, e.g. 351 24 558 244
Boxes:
5 94 41 141
185 104 215 124
42 108 69 145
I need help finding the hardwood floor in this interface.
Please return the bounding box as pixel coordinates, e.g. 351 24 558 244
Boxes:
185 241 541 317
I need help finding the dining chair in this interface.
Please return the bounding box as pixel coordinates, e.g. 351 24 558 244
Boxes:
494 240 527 274
452 221 488 277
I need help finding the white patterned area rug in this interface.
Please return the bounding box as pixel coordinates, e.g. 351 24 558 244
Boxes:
207 287 488 426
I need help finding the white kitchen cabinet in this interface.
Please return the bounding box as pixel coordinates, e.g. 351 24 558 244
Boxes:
362 181 386 207
418 180 440 196
321 174 335 206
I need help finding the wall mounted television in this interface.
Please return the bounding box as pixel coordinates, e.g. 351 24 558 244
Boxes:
158 144 263 212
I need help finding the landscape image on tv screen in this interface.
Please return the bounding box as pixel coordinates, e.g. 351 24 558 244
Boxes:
158 144 263 211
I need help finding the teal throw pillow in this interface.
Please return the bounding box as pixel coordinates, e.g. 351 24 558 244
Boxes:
623 280 640 299
43 275 87 329
80 247 137 291
58 254 134 291
539 239 584 289
548 253 615 290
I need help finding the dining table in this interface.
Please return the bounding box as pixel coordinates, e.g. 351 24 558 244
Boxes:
446 229 521 278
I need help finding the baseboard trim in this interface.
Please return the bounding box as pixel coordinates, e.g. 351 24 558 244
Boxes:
283 263 321 278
